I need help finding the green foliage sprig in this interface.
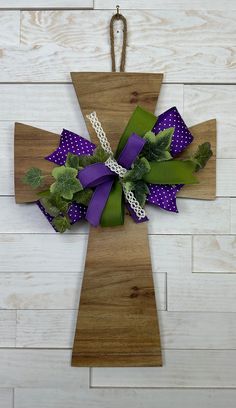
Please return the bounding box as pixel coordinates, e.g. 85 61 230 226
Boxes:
22 125 213 231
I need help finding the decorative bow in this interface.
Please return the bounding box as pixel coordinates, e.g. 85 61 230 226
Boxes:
78 112 147 226
38 106 199 230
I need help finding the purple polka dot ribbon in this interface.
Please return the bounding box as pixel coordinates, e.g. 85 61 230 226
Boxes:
37 129 96 228
147 106 193 213
37 107 194 228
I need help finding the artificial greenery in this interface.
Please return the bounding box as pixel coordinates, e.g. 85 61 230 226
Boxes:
141 128 174 162
22 123 213 232
52 215 71 233
22 167 45 189
191 142 213 172
74 188 93 206
50 166 82 200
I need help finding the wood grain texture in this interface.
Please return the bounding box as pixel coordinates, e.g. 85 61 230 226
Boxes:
95 0 236 10
0 311 16 348
0 10 232 82
168 273 236 312
16 310 236 350
0 0 93 8
184 85 236 159
0 271 165 311
231 199 236 233
71 72 163 151
178 119 216 200
72 217 162 367
92 350 236 387
193 235 236 273
0 349 89 388
0 197 230 234
13 388 236 408
72 71 163 367
148 198 230 235
0 11 20 47
14 123 60 203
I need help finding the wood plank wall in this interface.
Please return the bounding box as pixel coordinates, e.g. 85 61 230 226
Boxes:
0 1 235 407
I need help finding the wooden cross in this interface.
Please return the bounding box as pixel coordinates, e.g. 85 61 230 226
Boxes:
14 72 216 367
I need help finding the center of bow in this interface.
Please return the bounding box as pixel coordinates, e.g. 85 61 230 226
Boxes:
77 112 147 227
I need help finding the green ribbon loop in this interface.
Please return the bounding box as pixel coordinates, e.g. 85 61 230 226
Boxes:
143 160 199 185
101 106 157 227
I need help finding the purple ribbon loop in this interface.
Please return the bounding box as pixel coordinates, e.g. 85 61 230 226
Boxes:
84 133 146 227
117 133 146 169
85 180 114 227
78 163 115 188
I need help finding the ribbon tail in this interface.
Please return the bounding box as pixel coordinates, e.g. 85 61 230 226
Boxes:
100 179 125 227
126 202 149 223
86 180 114 227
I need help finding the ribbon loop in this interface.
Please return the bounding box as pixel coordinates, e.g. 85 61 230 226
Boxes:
78 163 114 188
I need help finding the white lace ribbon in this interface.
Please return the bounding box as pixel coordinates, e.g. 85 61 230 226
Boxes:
86 111 146 220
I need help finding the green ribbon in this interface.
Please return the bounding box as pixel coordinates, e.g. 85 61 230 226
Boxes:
101 106 157 227
100 106 198 227
143 160 199 184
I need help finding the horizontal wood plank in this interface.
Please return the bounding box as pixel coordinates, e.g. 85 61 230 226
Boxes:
21 10 236 48
0 11 19 47
168 273 236 312
148 198 230 235
217 159 236 196
92 350 236 387
0 311 16 347
0 272 166 310
0 83 182 196
0 197 230 234
231 199 236 233
0 11 234 82
0 0 93 8
0 349 88 388
14 388 236 408
0 233 190 275
95 1 236 10
193 235 236 273
16 310 236 350
0 389 13 408
184 85 236 159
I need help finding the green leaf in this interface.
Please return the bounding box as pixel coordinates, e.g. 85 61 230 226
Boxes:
40 193 69 217
78 155 95 167
50 166 83 200
133 180 150 208
143 131 156 143
37 189 51 198
93 146 110 163
155 127 174 151
143 160 199 185
22 167 44 189
191 142 213 172
74 189 93 206
123 157 151 182
123 181 136 192
141 127 174 162
52 215 71 233
65 153 83 170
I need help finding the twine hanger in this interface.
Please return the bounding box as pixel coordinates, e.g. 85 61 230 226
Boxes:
110 5 127 72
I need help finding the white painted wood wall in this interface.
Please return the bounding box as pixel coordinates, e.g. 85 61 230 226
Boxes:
0 1 235 407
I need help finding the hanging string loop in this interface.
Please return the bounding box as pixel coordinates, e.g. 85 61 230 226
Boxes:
110 5 127 72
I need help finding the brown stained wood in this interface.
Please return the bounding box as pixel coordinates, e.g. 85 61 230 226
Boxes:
178 119 216 200
13 71 216 367
71 71 164 366
71 216 162 367
71 72 163 151
14 122 60 203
